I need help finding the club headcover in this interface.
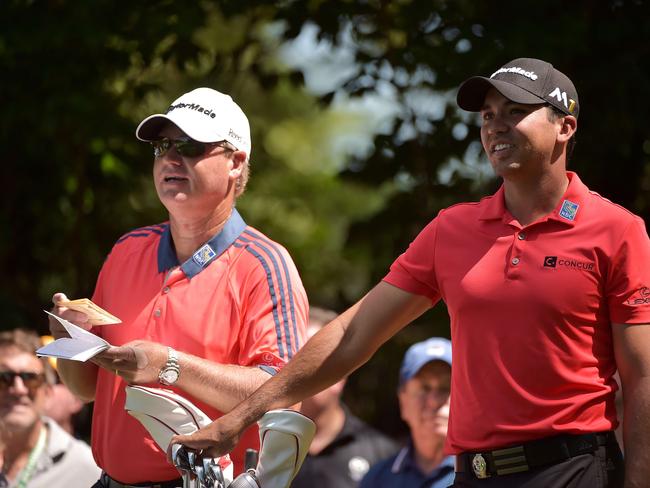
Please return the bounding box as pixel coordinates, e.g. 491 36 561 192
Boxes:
254 409 316 488
124 385 233 483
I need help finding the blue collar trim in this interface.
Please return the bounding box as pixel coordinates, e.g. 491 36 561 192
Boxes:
157 209 247 278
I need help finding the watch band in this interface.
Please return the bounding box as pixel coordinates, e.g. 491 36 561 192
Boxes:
158 347 181 385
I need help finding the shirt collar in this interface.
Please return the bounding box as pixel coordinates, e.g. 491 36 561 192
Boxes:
157 208 247 278
479 171 588 227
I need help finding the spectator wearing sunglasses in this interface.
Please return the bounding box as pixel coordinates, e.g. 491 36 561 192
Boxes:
48 87 308 488
0 328 100 488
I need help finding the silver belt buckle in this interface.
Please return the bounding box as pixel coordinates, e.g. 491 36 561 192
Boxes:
472 453 490 479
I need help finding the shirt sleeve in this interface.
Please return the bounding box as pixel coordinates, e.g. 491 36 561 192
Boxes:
607 216 650 324
383 216 442 304
236 244 308 370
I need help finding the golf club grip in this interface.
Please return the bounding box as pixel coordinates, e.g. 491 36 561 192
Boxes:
244 448 259 471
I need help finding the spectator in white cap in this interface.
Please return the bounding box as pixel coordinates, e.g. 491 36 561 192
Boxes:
48 87 308 487
359 337 454 488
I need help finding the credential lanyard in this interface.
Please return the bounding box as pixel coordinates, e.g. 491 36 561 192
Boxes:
14 426 47 488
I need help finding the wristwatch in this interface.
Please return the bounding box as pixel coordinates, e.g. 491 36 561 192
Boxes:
158 347 181 385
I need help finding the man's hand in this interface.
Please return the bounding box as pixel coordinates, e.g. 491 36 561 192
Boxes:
167 414 244 462
93 340 168 384
50 292 91 339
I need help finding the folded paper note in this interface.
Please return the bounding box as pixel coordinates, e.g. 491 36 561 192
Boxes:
37 311 112 361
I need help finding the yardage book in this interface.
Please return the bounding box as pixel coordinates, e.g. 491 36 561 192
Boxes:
37 310 114 361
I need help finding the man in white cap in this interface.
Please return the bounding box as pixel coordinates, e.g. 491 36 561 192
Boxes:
48 88 308 487
172 59 650 488
360 337 454 488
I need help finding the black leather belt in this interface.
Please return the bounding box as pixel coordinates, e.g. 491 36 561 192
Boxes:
455 431 616 479
100 472 183 488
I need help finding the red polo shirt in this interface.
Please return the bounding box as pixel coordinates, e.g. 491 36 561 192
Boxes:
90 209 308 482
384 172 650 453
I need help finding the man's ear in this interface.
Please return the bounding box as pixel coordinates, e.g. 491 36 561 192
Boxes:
558 115 577 143
229 151 247 179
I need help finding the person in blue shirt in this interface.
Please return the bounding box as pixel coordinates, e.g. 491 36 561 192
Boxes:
359 337 455 488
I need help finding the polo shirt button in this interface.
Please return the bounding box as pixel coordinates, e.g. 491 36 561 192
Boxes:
154 309 162 317
163 286 170 294
511 257 520 265
518 232 526 240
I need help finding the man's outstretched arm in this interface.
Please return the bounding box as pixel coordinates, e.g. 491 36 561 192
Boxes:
613 322 650 488
167 281 432 459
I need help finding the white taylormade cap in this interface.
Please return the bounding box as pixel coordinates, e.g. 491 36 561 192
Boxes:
135 87 252 156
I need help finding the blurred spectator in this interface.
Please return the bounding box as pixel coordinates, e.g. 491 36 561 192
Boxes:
292 307 398 487
0 329 100 487
40 336 90 439
359 337 455 488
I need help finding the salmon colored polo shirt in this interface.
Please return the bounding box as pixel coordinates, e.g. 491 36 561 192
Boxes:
90 209 308 483
384 172 650 454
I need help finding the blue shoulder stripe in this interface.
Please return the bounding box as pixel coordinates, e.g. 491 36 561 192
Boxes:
234 240 287 359
116 223 167 244
243 229 300 353
140 224 167 233
240 231 297 358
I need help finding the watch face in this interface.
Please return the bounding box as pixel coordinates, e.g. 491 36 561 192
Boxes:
162 369 179 384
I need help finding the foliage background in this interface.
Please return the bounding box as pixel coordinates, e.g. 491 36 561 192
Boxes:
2 0 649 440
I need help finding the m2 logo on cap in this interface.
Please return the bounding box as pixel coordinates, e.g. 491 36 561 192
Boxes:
548 87 577 114
192 244 216 267
559 200 579 221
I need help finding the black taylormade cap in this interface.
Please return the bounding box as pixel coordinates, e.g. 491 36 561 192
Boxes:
457 58 579 118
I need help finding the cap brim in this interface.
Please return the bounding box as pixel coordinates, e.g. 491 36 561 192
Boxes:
135 114 177 142
399 355 452 385
457 77 546 112
135 113 231 144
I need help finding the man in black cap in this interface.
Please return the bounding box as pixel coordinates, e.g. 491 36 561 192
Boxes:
172 59 650 488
